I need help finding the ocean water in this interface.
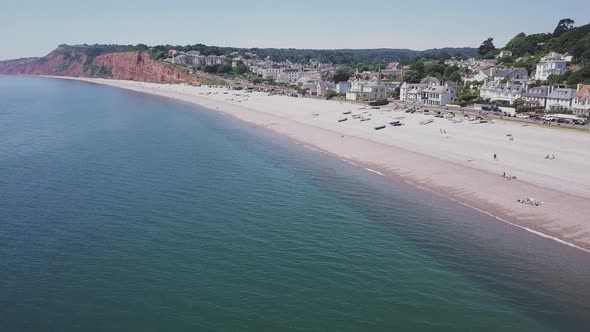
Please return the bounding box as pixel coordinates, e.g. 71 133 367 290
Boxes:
1 76 589 332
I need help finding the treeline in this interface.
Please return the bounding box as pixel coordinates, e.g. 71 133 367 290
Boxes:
402 58 467 83
504 19 590 65
54 43 477 71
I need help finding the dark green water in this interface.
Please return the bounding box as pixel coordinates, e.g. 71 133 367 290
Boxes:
1 76 589 331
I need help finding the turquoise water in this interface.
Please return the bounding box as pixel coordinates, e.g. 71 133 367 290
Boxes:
1 76 589 331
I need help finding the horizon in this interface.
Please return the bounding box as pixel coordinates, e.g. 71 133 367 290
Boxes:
1 0 590 60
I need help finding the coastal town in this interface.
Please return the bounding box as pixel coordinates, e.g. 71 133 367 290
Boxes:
164 48 589 127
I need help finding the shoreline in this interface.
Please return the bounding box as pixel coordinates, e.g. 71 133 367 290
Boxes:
43 76 590 253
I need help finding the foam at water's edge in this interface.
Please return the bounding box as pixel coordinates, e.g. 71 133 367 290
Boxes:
365 168 385 176
301 145 590 255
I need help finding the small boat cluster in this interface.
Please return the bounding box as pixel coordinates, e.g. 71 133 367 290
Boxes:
337 107 405 130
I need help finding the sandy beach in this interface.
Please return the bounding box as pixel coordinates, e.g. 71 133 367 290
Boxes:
52 77 590 252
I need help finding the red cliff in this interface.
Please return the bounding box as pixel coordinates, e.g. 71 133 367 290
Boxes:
0 46 200 84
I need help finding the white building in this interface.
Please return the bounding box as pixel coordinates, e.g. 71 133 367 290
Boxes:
172 52 226 67
521 86 549 109
275 68 301 84
419 82 458 106
335 82 351 94
534 52 570 81
346 80 388 101
316 81 336 96
399 76 458 106
572 84 590 116
479 81 525 105
497 50 513 58
258 65 283 79
546 87 574 111
494 68 529 82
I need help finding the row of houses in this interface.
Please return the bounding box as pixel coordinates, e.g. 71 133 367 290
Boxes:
523 84 590 115
482 83 590 115
172 51 226 67
457 52 572 84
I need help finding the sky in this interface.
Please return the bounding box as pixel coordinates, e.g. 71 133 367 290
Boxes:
1 0 589 60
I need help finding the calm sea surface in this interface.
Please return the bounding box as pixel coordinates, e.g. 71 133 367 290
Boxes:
1 76 589 331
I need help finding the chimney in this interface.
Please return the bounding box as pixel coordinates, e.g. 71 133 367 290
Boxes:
578 84 583 92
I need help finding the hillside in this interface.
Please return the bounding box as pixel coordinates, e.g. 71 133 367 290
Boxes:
502 22 590 63
0 46 200 84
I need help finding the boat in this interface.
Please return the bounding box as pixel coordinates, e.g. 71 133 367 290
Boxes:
374 125 386 130
420 119 434 125
360 117 371 122
342 111 352 115
338 118 348 122
389 121 403 126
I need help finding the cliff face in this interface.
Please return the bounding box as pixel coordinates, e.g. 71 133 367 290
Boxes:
0 47 200 84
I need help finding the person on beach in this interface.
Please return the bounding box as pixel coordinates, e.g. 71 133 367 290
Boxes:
494 153 497 160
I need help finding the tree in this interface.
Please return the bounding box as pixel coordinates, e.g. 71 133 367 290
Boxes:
325 90 339 100
402 70 422 83
443 66 461 82
232 61 249 75
513 98 526 111
553 18 575 37
478 38 496 56
333 66 352 83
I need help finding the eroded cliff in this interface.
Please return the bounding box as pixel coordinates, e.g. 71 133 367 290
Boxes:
0 46 200 84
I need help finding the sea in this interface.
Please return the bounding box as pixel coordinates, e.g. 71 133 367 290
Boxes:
1 75 589 332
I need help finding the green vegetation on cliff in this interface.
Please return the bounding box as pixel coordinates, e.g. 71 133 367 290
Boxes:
502 19 590 64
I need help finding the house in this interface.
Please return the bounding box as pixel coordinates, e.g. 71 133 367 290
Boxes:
275 68 301 84
479 81 525 105
381 62 404 78
463 66 501 83
497 50 513 58
345 80 388 101
419 82 458 106
259 64 283 79
172 52 226 67
545 86 574 111
300 80 318 95
400 82 427 102
534 52 570 81
335 82 351 94
400 77 458 106
572 84 590 116
316 81 336 96
495 68 529 82
521 86 549 109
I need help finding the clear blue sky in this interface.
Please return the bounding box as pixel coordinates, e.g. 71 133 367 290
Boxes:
1 0 589 60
